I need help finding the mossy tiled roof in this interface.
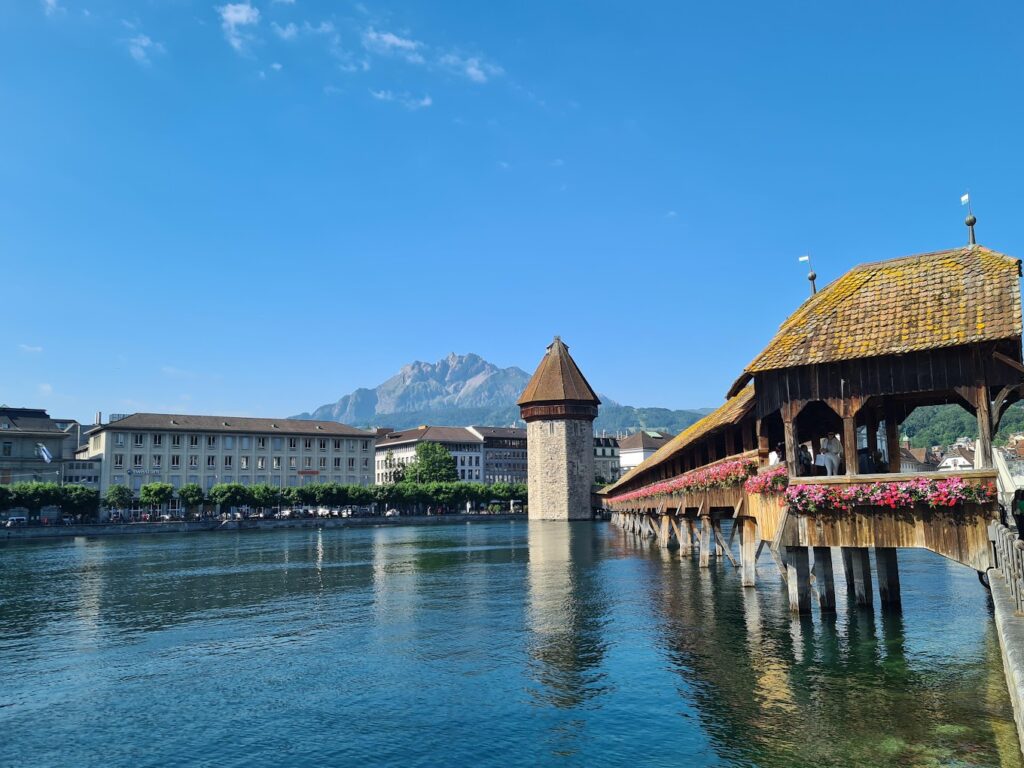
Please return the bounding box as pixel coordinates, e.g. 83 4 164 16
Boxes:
601 386 754 495
746 246 1022 373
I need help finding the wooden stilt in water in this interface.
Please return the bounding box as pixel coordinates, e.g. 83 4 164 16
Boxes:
699 516 712 568
739 517 758 587
875 547 901 608
714 520 724 558
842 547 856 592
812 547 836 613
681 517 695 555
784 547 812 614
658 514 673 548
713 520 738 567
848 547 873 607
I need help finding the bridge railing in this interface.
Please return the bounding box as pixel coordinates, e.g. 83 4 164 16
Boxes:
991 522 1024 615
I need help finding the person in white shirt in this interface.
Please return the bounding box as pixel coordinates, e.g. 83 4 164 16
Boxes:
820 432 843 476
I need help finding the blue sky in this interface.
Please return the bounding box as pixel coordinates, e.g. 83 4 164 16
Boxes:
3 1 1024 424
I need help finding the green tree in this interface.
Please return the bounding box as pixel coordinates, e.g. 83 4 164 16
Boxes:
403 442 457 484
9 481 64 519
103 485 133 515
178 484 206 518
382 450 404 483
208 483 252 511
280 487 302 509
139 482 174 513
250 484 281 514
61 485 100 521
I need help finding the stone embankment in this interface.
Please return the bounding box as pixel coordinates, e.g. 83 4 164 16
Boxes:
1 513 525 541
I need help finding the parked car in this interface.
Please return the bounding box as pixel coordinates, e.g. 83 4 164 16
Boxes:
384 508 401 518
5 516 28 528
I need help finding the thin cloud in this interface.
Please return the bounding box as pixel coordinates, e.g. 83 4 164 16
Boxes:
370 89 432 110
362 28 424 64
42 0 62 16
127 34 165 65
271 62 282 71
665 210 678 219
18 344 43 354
161 365 198 380
38 383 54 396
439 53 502 83
217 2 260 52
271 21 298 40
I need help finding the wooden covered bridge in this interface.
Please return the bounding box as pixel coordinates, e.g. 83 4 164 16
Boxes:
603 243 1024 613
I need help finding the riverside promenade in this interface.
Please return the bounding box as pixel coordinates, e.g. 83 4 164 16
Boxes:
0 513 525 542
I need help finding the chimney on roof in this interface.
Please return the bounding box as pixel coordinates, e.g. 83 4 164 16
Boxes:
95 411 102 425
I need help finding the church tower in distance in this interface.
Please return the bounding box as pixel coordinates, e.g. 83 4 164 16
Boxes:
517 336 600 521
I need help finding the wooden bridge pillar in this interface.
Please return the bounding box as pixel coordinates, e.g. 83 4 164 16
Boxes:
875 548 902 608
683 517 696 555
658 514 673 548
784 547 812 614
812 547 836 613
846 547 873 607
841 548 856 592
699 515 712 568
739 517 758 587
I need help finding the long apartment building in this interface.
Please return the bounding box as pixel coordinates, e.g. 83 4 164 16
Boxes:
375 425 528 485
82 413 375 495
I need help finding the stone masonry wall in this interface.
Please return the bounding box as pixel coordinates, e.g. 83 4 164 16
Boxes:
527 419 595 521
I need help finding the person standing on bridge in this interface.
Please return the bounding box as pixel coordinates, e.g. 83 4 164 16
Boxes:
819 431 843 476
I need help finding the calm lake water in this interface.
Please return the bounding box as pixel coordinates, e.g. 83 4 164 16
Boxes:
1 521 1021 767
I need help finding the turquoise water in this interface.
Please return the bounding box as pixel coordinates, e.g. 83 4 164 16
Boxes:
0 521 1020 767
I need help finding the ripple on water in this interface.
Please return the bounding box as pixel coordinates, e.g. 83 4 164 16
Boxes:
0 523 1020 768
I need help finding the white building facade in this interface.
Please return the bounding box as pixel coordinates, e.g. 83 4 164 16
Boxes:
83 413 375 496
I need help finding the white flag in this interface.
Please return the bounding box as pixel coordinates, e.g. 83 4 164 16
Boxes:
961 193 970 206
798 255 810 263
38 444 52 464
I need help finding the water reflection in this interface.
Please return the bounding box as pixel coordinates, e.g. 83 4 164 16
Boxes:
619 531 1021 768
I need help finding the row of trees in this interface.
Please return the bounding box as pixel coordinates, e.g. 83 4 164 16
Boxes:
112 479 528 516
0 482 100 519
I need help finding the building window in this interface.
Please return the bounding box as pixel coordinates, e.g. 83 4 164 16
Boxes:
152 455 162 468
207 436 217 448
114 453 124 468
189 435 199 447
224 436 234 450
189 455 198 468
319 457 327 468
288 457 297 469
361 440 369 451
362 458 369 469
240 456 249 470
171 455 180 468
257 457 266 470
152 434 163 447
288 438 297 450
134 434 145 447
257 437 266 449
224 456 233 468
207 456 216 468
348 458 355 470
333 439 341 450
171 435 181 447
303 439 312 450
334 457 341 468
240 436 251 450
273 457 281 470
303 457 312 468
115 433 125 447
133 454 143 468
319 439 327 451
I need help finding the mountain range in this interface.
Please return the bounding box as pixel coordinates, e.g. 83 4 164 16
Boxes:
292 352 711 435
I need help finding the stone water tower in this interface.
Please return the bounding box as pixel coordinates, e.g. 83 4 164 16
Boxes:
517 336 600 521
